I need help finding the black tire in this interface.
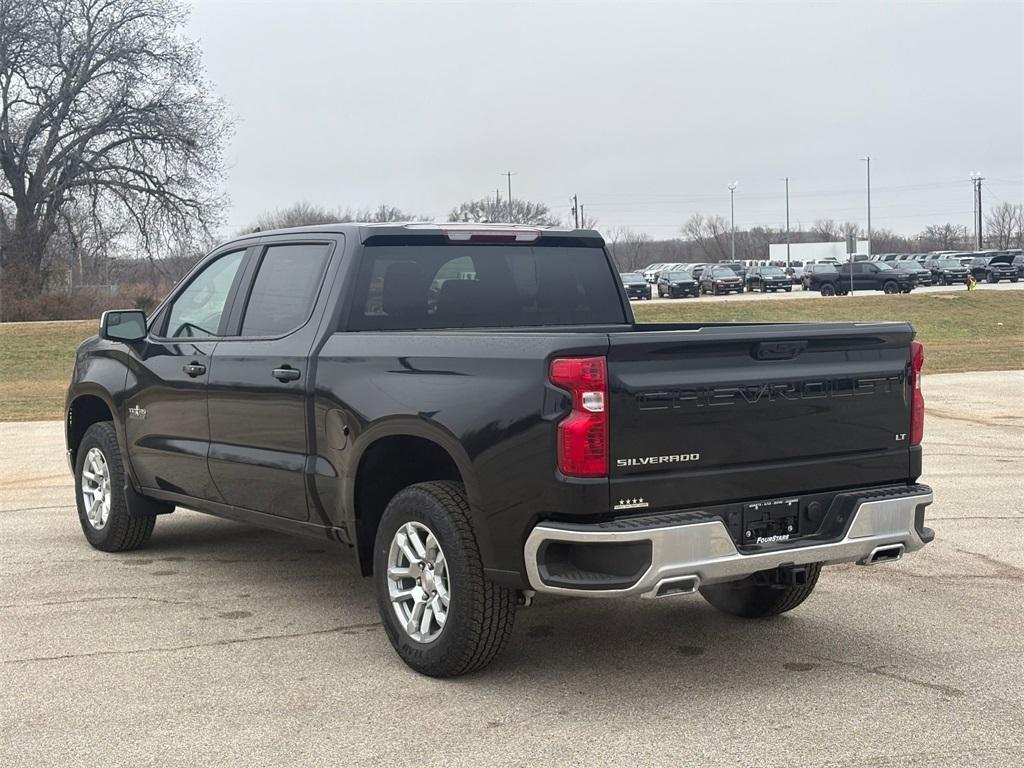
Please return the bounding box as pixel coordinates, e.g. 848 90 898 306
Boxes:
820 283 836 296
882 280 899 294
75 422 157 552
1012 278 1018 283
987 273 998 283
699 563 822 618
784 287 792 292
373 481 516 677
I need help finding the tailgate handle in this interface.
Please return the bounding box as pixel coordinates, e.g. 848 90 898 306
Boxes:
755 341 807 360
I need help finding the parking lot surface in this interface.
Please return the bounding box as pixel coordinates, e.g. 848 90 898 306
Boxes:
1 371 1022 767
644 278 1024 304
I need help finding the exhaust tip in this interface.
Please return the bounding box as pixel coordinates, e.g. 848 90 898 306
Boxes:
862 543 905 566
650 574 701 599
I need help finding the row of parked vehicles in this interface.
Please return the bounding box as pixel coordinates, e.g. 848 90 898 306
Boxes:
624 249 1023 299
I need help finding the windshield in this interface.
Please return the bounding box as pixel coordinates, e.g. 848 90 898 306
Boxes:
896 262 922 270
667 272 692 281
814 264 838 273
937 260 963 269
875 262 895 271
620 273 644 281
349 244 626 330
711 267 737 278
760 266 785 276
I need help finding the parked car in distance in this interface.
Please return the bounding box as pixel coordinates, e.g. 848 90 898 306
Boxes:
893 260 932 286
745 264 793 292
642 263 670 282
1012 252 1024 278
801 262 839 292
928 258 970 285
717 260 748 281
969 254 1019 283
804 261 914 296
699 265 744 295
619 272 653 300
63 221 936 676
656 269 699 298
689 263 709 281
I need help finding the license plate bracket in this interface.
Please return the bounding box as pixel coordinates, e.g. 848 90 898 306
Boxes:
741 497 800 545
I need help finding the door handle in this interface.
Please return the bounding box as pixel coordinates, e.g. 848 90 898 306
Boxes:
273 366 301 382
183 362 207 377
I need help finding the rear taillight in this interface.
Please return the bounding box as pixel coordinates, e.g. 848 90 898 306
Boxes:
910 340 925 446
549 356 608 477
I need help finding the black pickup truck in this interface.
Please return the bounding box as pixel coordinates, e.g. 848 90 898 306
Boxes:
66 223 934 677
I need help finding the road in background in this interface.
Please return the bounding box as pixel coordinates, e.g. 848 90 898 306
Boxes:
1 371 1022 767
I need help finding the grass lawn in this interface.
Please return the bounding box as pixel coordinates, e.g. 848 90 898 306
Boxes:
0 291 1021 421
1 319 96 422
635 290 1024 374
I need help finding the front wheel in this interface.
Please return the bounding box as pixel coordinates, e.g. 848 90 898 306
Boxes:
882 281 899 294
820 283 836 296
75 422 158 551
373 481 516 677
699 564 822 618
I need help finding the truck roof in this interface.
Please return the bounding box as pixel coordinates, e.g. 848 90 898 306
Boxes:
220 222 602 248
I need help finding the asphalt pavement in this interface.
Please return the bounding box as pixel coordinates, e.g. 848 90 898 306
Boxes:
1 371 1022 767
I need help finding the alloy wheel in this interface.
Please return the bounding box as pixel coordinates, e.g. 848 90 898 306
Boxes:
387 521 450 643
81 447 112 530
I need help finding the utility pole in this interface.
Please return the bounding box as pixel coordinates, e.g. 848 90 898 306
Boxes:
782 177 791 270
970 172 984 249
571 194 579 229
864 157 872 260
504 171 515 222
728 182 738 261
579 204 585 227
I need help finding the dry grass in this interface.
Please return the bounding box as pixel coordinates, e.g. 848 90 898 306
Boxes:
635 290 1024 374
0 291 1020 421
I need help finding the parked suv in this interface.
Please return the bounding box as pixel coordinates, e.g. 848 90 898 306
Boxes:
969 254 1019 283
745 264 793 293
656 269 699 298
619 272 652 300
699 265 743 295
928 258 970 285
893 260 931 286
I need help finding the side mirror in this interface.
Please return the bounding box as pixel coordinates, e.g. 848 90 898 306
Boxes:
100 309 147 342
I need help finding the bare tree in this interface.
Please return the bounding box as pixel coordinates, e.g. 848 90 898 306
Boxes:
682 214 731 261
249 201 421 233
0 0 230 313
810 219 842 241
984 202 1024 249
606 227 652 271
918 223 969 251
448 196 559 226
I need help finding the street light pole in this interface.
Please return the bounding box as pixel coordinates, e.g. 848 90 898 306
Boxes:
782 177 791 270
861 156 872 259
504 171 515 222
728 182 738 261
970 172 984 249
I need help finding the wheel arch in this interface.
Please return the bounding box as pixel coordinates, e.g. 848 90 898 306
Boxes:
66 387 120 472
348 422 481 577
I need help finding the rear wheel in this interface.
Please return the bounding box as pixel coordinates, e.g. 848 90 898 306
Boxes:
75 422 158 552
699 564 822 618
373 481 516 677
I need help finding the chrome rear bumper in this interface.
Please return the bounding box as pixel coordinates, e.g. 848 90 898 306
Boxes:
523 489 933 598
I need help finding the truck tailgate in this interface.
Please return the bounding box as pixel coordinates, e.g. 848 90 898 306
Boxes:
607 322 916 512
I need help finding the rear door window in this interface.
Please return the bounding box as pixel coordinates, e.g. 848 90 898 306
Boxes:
348 244 626 330
240 243 331 337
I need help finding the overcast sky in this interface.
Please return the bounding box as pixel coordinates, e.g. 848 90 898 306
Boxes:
188 0 1023 238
